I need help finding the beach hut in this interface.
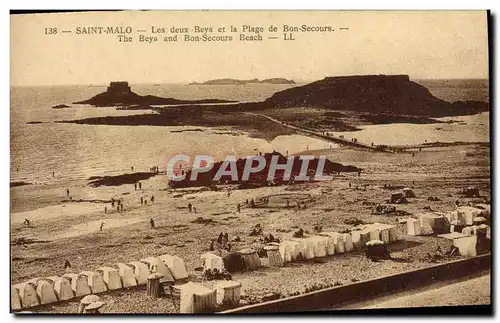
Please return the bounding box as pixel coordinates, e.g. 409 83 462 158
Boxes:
215 280 241 306
116 263 138 288
46 276 74 301
32 279 58 305
95 267 123 290
343 233 354 252
456 206 483 226
238 248 261 271
63 273 91 297
128 261 151 285
453 235 477 257
201 253 225 272
159 254 188 280
80 271 107 294
13 282 39 308
310 236 328 257
407 218 422 236
264 245 283 267
178 282 217 313
11 286 22 311
350 230 362 250
141 257 174 283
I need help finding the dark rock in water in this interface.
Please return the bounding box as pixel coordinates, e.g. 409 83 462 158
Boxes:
10 181 32 187
223 252 246 273
88 172 155 187
27 121 43 124
75 81 236 107
263 75 489 117
52 104 71 109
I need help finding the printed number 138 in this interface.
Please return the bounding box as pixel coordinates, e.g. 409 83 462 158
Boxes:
45 28 58 35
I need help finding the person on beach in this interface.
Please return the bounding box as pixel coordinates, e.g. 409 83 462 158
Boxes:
227 190 231 198
141 196 144 205
151 195 154 204
64 260 71 273
193 207 196 213
250 199 255 208
120 204 124 212
139 182 142 190
188 203 192 213
100 222 104 231
131 166 134 172
135 183 137 190
349 182 352 189
23 218 30 227
237 203 241 213
104 206 107 214
144 200 148 205
150 218 155 229
52 171 55 177
117 205 120 213
111 199 115 207
66 188 70 197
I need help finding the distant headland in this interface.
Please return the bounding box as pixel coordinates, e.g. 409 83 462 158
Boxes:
73 81 237 107
189 78 296 85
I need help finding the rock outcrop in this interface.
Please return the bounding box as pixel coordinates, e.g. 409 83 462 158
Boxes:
74 81 236 107
263 75 489 117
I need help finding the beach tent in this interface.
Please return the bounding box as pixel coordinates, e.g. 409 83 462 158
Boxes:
46 276 74 301
222 252 246 273
116 263 138 288
13 282 39 308
402 188 416 198
159 254 188 280
95 267 123 290
310 236 328 257
201 253 225 272
294 238 315 259
264 245 284 267
238 248 261 271
141 257 174 283
350 230 362 250
343 233 354 252
453 235 477 257
419 213 449 235
278 241 294 263
215 280 242 306
289 240 305 260
62 273 91 297
407 218 422 236
369 227 381 241
319 234 336 255
80 271 107 294
178 282 217 313
11 286 22 311
128 261 150 285
456 206 483 226
31 279 57 305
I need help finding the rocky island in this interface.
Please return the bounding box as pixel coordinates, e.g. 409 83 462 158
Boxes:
189 78 296 85
73 81 237 107
59 75 489 139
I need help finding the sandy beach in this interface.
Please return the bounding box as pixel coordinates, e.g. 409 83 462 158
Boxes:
10 143 490 313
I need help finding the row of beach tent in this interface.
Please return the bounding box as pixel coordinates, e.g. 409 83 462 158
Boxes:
12 254 188 311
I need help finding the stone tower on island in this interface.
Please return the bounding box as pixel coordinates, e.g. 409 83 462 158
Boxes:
106 81 131 95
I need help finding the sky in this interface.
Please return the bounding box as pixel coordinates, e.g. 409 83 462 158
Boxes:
10 10 489 86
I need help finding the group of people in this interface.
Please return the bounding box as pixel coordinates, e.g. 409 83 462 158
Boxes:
187 202 197 213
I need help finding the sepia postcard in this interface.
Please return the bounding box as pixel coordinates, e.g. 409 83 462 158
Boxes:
10 10 491 314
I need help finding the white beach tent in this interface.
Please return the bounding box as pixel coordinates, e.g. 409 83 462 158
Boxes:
80 271 108 294
46 276 74 301
141 257 175 283
62 273 91 297
201 252 225 272
128 261 151 285
96 267 123 290
178 281 217 314
28 278 58 305
13 282 39 308
116 263 138 288
11 286 22 311
159 254 188 280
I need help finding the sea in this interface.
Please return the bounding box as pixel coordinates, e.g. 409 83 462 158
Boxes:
10 80 489 185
